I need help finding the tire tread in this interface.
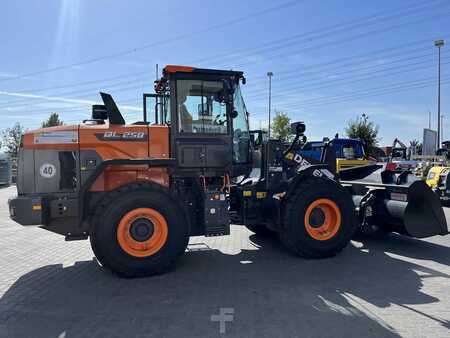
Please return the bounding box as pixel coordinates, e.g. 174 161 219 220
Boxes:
90 181 189 278
279 178 357 258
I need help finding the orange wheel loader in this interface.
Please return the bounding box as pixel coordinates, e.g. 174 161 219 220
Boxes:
8 65 448 277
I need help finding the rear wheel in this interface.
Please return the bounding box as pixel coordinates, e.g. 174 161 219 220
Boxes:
280 177 357 258
90 183 189 277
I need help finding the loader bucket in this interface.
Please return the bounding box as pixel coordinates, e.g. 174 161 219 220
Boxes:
341 164 448 238
385 180 448 238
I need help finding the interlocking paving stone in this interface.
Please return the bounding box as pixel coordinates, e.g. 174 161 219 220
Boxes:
0 186 449 337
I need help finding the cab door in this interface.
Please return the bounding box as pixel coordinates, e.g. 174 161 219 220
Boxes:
172 78 232 173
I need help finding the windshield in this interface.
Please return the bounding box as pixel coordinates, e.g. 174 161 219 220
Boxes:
334 140 365 159
233 85 250 164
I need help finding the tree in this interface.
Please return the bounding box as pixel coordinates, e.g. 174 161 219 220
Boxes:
41 113 63 128
416 142 423 155
345 113 379 156
409 139 420 155
271 111 291 141
2 123 24 158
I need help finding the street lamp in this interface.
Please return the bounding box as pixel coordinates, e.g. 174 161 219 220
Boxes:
435 39 444 148
267 71 274 140
266 71 273 189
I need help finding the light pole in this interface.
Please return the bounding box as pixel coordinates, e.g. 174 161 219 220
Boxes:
435 39 444 148
267 72 273 139
266 71 273 189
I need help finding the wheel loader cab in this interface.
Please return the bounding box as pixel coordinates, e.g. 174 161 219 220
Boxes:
143 65 252 177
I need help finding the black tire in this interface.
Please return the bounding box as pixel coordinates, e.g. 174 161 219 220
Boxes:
245 223 275 236
90 182 189 278
279 177 357 258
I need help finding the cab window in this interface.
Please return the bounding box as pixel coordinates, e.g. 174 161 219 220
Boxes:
143 94 170 125
176 80 227 134
232 85 251 164
342 146 356 159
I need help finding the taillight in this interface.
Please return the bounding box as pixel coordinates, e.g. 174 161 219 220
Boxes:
385 162 397 171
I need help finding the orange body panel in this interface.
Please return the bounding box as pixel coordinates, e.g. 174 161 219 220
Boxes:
164 65 195 73
23 125 79 150
23 123 171 191
148 126 170 158
79 123 170 191
90 167 169 191
79 123 150 159
79 123 169 159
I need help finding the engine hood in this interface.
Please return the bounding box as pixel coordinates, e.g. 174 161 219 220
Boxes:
23 125 79 149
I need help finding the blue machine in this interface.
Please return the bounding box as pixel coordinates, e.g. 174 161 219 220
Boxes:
299 138 365 161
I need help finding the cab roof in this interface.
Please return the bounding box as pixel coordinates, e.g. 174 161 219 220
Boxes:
163 65 244 78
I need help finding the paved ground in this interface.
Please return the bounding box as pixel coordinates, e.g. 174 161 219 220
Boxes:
0 186 449 338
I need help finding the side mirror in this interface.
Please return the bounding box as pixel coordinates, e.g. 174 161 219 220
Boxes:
291 121 305 136
92 105 108 120
230 110 238 119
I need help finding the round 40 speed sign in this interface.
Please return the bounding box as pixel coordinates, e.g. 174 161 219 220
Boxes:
39 163 56 178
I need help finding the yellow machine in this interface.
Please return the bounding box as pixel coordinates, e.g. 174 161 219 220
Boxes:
426 167 445 187
336 159 373 172
426 166 450 205
300 138 374 173
333 139 374 172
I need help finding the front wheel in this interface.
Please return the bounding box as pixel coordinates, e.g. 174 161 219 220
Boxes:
90 183 189 278
279 177 357 258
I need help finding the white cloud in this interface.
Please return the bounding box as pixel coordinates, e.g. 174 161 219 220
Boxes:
0 91 141 112
0 72 18 78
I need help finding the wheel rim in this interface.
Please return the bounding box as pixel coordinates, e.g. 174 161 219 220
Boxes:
304 198 341 241
117 208 168 257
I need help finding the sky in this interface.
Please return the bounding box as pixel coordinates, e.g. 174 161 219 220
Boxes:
0 0 449 146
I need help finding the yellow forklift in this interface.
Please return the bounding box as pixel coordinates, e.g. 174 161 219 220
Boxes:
426 141 450 205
